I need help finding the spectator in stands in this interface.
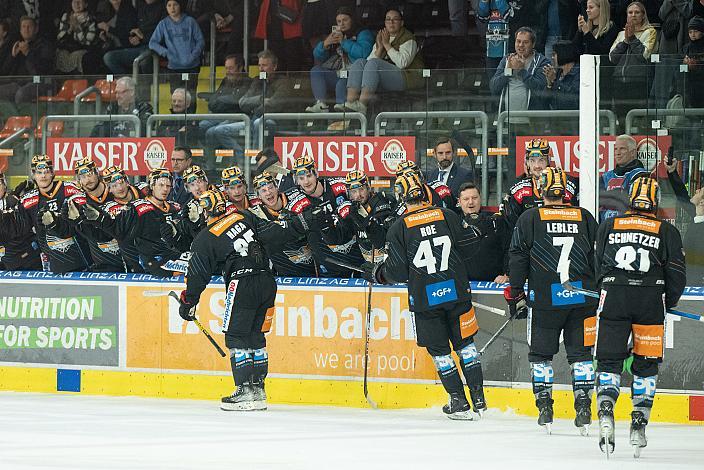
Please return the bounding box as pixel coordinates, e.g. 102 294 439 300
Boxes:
609 1 657 120
149 0 204 103
156 88 199 146
457 182 509 283
96 0 139 53
611 0 662 28
685 186 704 285
103 0 164 75
55 0 100 74
0 16 54 107
338 8 424 114
683 16 704 107
477 0 512 73
0 19 12 75
573 0 619 55
254 0 308 71
91 76 153 137
544 40 580 110
169 146 192 205
424 137 474 198
490 26 550 112
302 0 354 49
507 1 579 56
305 7 374 113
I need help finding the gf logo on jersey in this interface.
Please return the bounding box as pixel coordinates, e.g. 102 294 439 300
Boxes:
426 280 458 306
551 282 585 306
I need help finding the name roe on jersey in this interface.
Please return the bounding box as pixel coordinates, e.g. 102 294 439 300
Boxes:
608 232 660 248
420 225 437 237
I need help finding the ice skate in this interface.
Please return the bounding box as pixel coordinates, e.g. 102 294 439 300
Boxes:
536 392 554 434
469 386 487 418
598 401 615 458
574 396 592 436
442 392 475 420
251 382 267 411
630 411 648 458
221 384 256 411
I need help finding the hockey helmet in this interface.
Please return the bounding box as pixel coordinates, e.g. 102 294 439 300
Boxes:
148 168 173 187
292 155 316 177
345 170 369 190
102 165 127 184
221 166 245 187
394 172 425 202
628 176 660 212
183 165 207 185
31 154 53 172
74 157 97 176
539 167 567 199
525 138 550 160
253 171 276 190
198 188 228 216
395 160 420 177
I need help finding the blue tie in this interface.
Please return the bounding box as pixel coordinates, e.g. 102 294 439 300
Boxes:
439 170 447 184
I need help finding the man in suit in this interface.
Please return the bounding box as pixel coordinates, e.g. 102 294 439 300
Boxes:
425 137 474 198
169 146 193 206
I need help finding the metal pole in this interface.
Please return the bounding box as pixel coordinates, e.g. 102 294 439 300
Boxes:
579 54 600 218
209 17 216 93
243 0 250 70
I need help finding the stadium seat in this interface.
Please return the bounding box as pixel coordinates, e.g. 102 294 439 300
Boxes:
0 116 32 139
34 117 65 139
80 79 117 103
38 79 89 103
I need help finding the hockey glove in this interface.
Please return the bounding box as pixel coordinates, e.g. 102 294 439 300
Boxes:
187 200 203 223
82 204 103 223
310 206 334 233
361 262 386 284
503 286 528 319
178 290 196 321
67 200 82 221
40 209 58 228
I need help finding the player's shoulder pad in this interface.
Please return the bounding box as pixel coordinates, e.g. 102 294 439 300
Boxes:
63 181 82 197
338 200 352 218
510 178 533 203
329 178 347 196
169 201 181 212
247 194 262 206
132 198 155 216
428 180 452 197
67 192 88 206
20 189 40 209
285 188 312 214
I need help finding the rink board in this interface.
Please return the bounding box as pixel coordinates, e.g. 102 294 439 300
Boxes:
1 272 703 424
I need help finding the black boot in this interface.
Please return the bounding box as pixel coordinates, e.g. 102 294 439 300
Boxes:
469 386 487 415
536 391 554 428
221 383 256 411
442 392 474 420
630 411 648 455
598 400 615 455
574 395 592 431
251 379 267 411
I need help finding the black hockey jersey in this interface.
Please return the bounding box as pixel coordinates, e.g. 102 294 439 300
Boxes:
184 210 298 305
509 205 598 309
285 178 364 277
462 210 510 281
393 181 457 218
249 194 317 277
501 176 578 231
13 181 90 273
380 203 480 312
595 212 686 309
0 194 41 270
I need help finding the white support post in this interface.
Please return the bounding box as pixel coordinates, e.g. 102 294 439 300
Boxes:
579 54 600 218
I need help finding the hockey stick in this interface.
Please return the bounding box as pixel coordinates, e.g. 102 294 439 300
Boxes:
363 279 378 409
479 310 520 356
142 290 228 356
561 282 704 323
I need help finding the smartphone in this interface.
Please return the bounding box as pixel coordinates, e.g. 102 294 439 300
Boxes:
667 146 674 166
332 25 339 33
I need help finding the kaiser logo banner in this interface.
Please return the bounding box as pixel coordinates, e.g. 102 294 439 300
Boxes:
47 137 176 176
274 136 415 177
515 136 672 176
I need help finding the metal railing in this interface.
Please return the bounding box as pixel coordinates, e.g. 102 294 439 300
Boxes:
74 85 103 115
41 114 142 153
625 108 704 134
260 112 368 149
374 111 490 205
146 113 252 179
496 109 618 206
0 128 32 150
132 50 160 112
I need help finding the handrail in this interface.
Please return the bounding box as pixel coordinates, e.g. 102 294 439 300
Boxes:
243 0 250 70
496 109 618 207
41 114 142 153
261 112 367 149
625 108 704 134
0 128 31 149
132 50 160 112
209 18 216 93
146 113 252 180
73 86 100 115
374 110 490 205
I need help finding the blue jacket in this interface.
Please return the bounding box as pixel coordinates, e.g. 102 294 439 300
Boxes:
149 14 204 70
313 29 374 63
489 52 551 110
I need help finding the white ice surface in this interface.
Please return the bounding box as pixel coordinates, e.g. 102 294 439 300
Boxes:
1 392 702 470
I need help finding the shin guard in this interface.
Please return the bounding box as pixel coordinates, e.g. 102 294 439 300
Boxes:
631 375 657 422
251 348 269 385
571 360 595 402
531 361 554 400
229 348 253 386
596 372 621 408
431 354 465 395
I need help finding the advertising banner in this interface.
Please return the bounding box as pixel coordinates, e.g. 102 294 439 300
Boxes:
47 137 176 176
125 282 438 380
274 136 415 177
0 284 119 366
515 135 672 176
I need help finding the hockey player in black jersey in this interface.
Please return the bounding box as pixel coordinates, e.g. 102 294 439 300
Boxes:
0 172 42 270
501 139 578 232
594 177 686 457
79 168 185 277
248 171 316 277
285 155 363 278
394 160 456 215
2 155 90 273
179 188 298 411
365 172 486 420
506 167 599 434
62 158 125 272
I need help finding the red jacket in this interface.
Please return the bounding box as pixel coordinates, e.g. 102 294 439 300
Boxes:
255 0 303 40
